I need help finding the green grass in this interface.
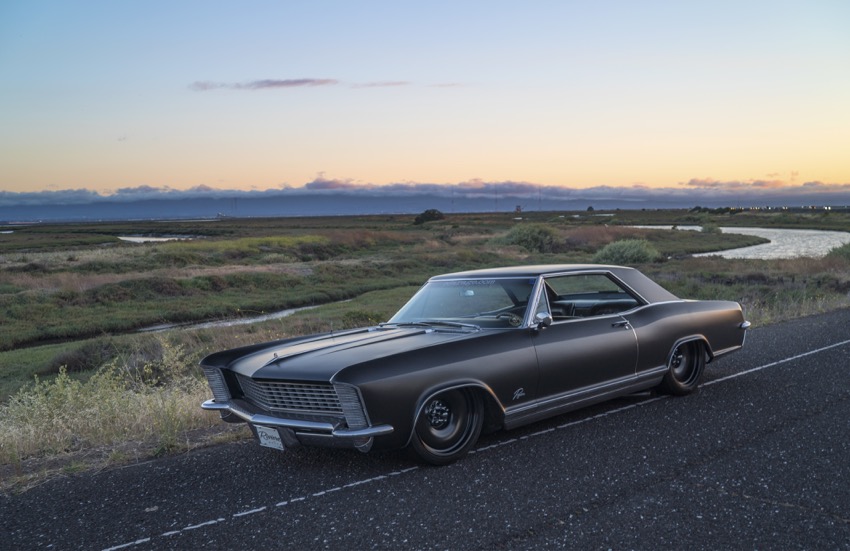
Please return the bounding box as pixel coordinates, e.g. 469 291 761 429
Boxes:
0 345 75 402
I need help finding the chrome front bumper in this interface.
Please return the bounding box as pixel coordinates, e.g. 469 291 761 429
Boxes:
201 399 394 451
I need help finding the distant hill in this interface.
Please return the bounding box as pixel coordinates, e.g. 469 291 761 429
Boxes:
1 187 847 223
0 193 667 223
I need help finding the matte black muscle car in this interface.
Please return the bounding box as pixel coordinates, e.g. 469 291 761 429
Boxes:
201 265 749 465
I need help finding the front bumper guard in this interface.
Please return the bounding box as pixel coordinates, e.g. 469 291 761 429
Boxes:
201 399 394 451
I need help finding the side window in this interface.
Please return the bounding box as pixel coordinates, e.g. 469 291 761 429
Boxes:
542 274 641 319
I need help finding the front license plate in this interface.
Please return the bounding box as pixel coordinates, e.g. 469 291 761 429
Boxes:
255 425 285 451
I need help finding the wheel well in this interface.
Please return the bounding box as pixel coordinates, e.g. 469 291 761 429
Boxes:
479 390 504 435
669 337 712 364
407 384 503 445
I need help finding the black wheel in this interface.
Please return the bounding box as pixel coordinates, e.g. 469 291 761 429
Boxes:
410 388 483 465
658 341 705 395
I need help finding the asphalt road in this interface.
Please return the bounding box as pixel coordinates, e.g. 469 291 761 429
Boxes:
3 308 850 550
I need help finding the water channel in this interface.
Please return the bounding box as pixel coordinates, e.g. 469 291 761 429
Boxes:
637 226 850 259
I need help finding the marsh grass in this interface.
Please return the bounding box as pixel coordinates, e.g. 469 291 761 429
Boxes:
644 255 850 324
0 259 426 350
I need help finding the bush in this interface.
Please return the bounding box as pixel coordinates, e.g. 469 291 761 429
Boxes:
826 242 850 263
43 338 114 375
413 209 445 225
593 239 660 264
503 224 558 253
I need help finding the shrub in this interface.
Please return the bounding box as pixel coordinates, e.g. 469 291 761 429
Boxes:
593 239 660 264
413 209 445 225
43 338 114 375
826 242 850 263
503 224 558 253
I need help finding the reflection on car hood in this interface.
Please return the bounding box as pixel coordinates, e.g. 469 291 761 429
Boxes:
217 326 477 381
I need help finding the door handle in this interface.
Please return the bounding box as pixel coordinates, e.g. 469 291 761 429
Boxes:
611 320 631 329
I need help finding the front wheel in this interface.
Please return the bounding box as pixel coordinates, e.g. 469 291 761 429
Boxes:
410 388 483 465
657 341 705 395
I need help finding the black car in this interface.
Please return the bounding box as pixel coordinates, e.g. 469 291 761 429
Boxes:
201 264 749 465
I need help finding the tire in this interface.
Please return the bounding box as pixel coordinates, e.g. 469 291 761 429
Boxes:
410 388 484 466
657 341 705 396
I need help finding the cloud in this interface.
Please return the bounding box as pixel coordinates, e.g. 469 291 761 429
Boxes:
189 79 457 92
351 81 411 88
682 178 787 190
679 178 850 197
0 188 103 206
3 179 849 211
190 79 339 91
304 178 364 191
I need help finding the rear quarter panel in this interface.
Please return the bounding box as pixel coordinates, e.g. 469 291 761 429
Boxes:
625 300 747 374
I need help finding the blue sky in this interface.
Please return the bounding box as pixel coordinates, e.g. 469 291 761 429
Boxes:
1 1 849 206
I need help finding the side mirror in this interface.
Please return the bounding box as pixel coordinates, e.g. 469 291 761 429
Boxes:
534 312 552 330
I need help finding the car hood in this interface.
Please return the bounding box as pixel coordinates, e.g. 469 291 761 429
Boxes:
211 326 480 382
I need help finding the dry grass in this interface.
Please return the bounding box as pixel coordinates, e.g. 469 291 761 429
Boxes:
1 263 316 294
0 339 219 480
0 244 147 269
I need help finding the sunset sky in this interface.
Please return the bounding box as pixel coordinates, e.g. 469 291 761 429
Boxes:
2 1 849 204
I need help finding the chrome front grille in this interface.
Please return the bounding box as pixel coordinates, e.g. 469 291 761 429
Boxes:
334 383 369 429
203 367 231 402
237 375 344 416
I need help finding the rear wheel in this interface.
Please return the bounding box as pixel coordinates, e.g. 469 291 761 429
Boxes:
658 341 705 395
410 388 483 465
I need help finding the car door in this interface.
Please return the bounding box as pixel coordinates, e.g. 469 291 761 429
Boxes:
531 273 639 398
531 315 637 396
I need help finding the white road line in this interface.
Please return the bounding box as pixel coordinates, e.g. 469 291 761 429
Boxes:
103 469 422 550
182 518 225 531
703 339 850 387
102 538 151 551
233 506 266 518
101 338 850 551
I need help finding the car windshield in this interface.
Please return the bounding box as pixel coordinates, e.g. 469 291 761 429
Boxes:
388 277 536 328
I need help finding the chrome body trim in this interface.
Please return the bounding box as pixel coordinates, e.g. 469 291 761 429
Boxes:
710 344 744 358
502 366 667 430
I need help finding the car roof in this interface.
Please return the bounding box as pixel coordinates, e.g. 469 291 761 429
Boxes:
429 264 631 280
428 264 680 303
